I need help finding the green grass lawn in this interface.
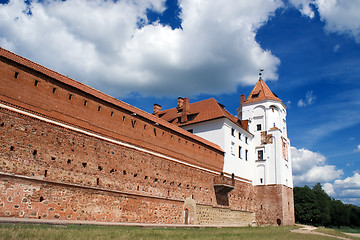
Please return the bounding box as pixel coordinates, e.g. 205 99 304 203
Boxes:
0 224 354 240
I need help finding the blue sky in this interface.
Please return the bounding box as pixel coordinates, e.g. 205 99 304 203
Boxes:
1 0 360 206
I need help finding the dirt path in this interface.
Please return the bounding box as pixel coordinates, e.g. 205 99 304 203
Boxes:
344 233 360 238
291 225 358 240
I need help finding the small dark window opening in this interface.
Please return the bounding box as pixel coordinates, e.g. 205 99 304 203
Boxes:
122 116 126 121
40 196 44 202
14 71 19 79
123 170 126 175
154 178 158 183
131 119 136 128
96 178 99 185
44 170 48 177
84 100 88 106
231 128 235 136
98 106 101 111
82 162 87 167
258 150 263 160
252 91 260 98
134 173 138 177
69 94 73 100
238 132 241 139
238 146 242 158
34 80 39 86
260 178 263 184
144 176 148 180
98 166 103 171
245 150 248 161
111 111 114 117
257 124 262 131
0 123 4 127
51 157 55 161
32 150 37 156
110 169 115 173
67 159 71 164
154 128 157 136
52 87 56 93
245 137 248 144
10 146 14 151
144 124 147 129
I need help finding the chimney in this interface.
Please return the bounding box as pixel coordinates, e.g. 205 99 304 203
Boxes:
181 98 190 123
240 94 245 106
177 97 184 110
153 104 161 115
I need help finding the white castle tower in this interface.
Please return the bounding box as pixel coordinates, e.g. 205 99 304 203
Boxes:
238 77 293 188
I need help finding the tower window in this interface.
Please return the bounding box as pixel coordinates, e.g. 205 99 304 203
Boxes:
231 142 235 155
238 146 242 158
258 150 264 160
245 137 248 144
231 128 235 136
14 71 19 79
252 91 260 98
245 149 248 161
238 132 241 140
257 124 262 131
34 80 39 86
52 87 56 93
69 94 73 100
84 100 88 106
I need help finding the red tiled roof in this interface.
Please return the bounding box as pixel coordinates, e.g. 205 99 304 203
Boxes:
0 47 223 153
244 79 282 104
155 98 248 131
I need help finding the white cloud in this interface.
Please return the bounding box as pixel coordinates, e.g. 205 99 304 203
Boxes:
297 90 316 107
0 0 283 98
356 144 360 152
333 44 340 52
286 100 291 109
316 0 360 43
297 99 305 107
291 0 360 43
291 145 360 205
291 146 343 185
323 173 360 205
289 0 315 18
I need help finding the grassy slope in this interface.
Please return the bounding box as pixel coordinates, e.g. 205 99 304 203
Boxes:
0 224 348 240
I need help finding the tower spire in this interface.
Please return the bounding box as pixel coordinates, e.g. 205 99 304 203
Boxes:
259 69 264 80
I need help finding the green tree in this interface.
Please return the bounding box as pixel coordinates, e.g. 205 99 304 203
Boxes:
312 183 331 226
294 186 319 224
348 204 360 227
330 199 349 228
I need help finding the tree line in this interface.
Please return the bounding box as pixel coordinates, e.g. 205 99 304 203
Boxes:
294 183 360 227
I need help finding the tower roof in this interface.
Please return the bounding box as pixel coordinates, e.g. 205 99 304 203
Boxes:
244 79 282 104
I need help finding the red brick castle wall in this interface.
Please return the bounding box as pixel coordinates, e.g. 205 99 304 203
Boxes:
0 47 294 225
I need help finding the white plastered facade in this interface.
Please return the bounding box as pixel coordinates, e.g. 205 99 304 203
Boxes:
181 118 254 181
180 95 293 188
240 99 293 187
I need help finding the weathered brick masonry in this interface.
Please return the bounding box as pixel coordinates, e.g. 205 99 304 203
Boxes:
0 47 294 225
